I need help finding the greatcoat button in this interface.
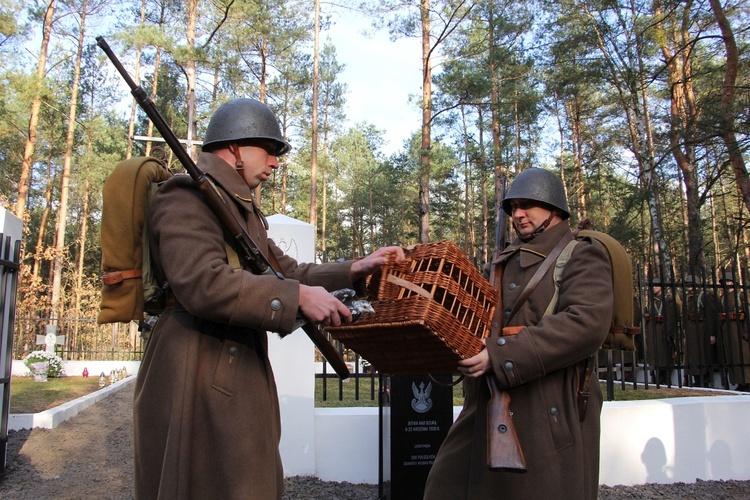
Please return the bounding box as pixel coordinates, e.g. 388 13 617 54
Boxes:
229 346 239 356
550 407 558 416
509 283 517 290
270 299 282 311
497 338 506 346
503 311 511 320
504 361 514 371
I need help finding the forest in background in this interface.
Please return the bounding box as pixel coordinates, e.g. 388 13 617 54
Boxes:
0 0 748 336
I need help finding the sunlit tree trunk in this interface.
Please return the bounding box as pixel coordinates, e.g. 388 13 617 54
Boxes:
145 3 167 157
32 152 55 281
656 0 704 270
126 0 148 159
708 0 750 214
309 0 320 230
51 0 88 320
418 0 431 244
186 0 198 160
16 0 56 220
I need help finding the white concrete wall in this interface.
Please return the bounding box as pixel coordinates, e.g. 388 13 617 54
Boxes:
600 395 750 485
266 214 317 477
11 361 750 486
12 359 140 379
311 395 750 486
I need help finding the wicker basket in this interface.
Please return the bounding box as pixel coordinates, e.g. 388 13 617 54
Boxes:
327 241 498 374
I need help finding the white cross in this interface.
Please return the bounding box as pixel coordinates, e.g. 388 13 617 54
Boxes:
36 325 65 354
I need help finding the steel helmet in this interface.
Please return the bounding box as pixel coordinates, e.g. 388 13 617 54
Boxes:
684 275 701 286
202 98 291 156
502 168 570 219
720 271 736 284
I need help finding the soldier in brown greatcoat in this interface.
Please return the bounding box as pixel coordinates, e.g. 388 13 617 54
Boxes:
683 275 719 387
644 279 679 385
718 272 750 391
424 168 613 500
133 98 404 499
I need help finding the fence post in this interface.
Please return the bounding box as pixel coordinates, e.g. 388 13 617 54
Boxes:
0 208 22 473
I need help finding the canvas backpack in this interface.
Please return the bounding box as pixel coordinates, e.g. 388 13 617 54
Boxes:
97 156 247 326
97 156 173 324
546 221 640 351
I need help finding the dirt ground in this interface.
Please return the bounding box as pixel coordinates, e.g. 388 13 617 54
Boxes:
2 381 750 499
0 383 135 499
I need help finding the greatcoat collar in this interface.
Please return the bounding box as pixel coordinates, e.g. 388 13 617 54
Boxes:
198 152 268 229
493 221 573 269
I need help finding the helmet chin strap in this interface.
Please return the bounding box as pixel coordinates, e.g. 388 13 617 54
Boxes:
228 143 248 182
519 211 556 242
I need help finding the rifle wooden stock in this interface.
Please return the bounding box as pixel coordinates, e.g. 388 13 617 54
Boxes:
97 36 349 380
487 374 527 472
485 175 526 472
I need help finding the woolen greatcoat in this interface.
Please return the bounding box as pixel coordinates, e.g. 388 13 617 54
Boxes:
684 290 719 377
719 290 750 386
424 222 613 500
644 293 678 368
133 153 358 499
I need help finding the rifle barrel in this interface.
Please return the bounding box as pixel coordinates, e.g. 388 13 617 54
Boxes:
97 36 349 380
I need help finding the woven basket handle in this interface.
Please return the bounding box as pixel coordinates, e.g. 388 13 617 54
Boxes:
386 274 434 300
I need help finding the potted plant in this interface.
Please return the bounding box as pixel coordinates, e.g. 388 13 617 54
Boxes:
23 351 65 381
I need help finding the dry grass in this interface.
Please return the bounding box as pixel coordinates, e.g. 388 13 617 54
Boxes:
10 376 104 413
602 381 737 401
9 374 740 415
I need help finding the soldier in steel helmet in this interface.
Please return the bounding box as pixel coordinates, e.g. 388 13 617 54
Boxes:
425 168 613 500
133 98 404 498
718 271 750 391
644 278 679 385
683 274 718 387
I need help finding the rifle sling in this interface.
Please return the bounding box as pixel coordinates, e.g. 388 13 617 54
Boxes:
491 231 572 336
493 228 596 422
489 230 595 422
577 355 594 422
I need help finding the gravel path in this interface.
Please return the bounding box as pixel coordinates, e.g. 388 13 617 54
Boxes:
1 382 750 499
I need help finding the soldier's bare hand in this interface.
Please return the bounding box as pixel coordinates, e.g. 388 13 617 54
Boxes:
299 285 352 326
350 246 406 281
458 344 490 378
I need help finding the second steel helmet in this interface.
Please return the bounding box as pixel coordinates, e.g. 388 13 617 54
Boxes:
502 168 570 219
720 271 736 284
684 275 702 286
202 98 291 156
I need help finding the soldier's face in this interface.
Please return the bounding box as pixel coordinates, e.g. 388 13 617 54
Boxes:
510 199 557 239
237 142 280 189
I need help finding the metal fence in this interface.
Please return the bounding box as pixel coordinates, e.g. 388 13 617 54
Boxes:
13 318 145 361
1 230 21 473
14 265 750 404
318 270 750 403
624 267 750 392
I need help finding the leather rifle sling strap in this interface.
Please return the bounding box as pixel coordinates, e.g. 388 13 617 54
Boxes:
491 231 595 420
577 355 594 422
493 232 573 331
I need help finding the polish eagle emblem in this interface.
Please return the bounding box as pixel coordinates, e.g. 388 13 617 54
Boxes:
411 381 433 413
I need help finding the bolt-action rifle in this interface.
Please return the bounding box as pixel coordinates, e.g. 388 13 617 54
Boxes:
486 176 527 472
96 36 350 380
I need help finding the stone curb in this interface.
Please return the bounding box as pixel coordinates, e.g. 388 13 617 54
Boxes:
8 375 136 431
